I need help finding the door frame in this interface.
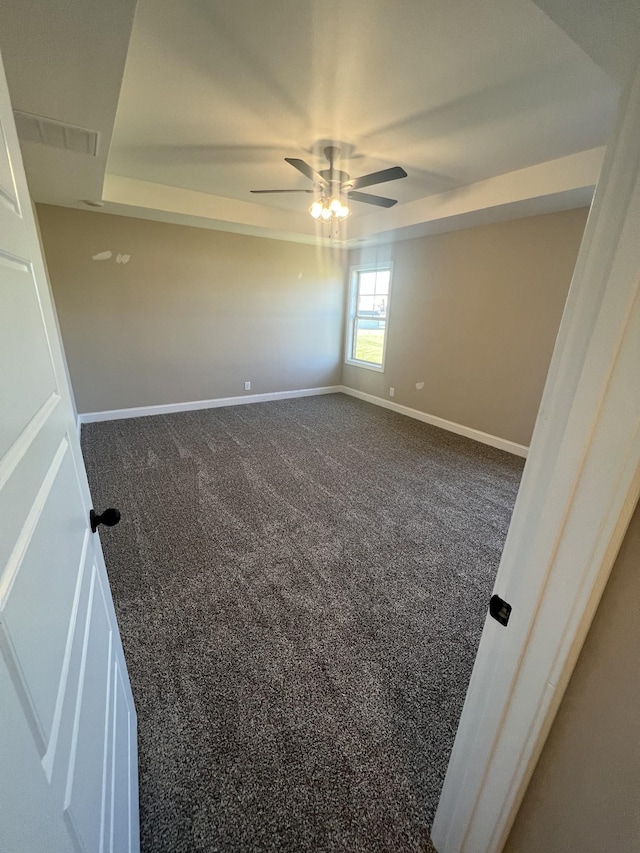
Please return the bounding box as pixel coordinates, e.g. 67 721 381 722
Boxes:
432 59 640 852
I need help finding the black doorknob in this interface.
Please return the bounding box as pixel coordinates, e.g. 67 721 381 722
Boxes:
90 507 121 533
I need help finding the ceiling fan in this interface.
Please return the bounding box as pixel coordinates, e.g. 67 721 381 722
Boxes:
251 145 407 218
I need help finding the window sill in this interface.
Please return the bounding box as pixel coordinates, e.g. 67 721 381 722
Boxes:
344 358 385 373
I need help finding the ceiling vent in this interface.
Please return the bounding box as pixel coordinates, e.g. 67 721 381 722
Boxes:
13 111 99 156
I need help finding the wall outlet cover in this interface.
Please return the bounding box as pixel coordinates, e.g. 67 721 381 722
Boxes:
244 381 251 391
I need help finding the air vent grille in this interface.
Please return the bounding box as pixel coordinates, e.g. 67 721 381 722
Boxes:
13 111 99 156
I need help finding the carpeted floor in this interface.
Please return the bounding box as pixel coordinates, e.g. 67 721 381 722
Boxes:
81 393 523 853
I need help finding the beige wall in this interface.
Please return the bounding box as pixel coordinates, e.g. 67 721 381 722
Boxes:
344 208 588 447
37 205 345 414
39 204 587 440
505 499 640 852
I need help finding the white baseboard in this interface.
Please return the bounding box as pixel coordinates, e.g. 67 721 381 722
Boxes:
78 385 343 425
339 386 529 457
78 383 528 457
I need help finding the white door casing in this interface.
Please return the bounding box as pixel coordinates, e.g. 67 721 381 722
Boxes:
432 58 640 853
0 49 140 853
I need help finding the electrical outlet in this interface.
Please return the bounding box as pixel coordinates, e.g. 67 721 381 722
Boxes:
389 387 395 397
244 381 251 391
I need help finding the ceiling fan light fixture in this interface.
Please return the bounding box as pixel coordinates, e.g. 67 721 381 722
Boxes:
310 195 350 222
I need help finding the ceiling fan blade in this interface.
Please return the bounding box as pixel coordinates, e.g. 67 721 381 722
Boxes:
347 166 407 191
251 189 314 193
347 191 398 208
284 157 328 185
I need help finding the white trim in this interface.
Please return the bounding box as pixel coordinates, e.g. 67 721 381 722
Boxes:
343 358 385 373
432 59 640 853
77 385 343 425
76 382 527 458
339 386 528 458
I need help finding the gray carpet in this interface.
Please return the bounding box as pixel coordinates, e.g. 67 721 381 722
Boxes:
81 393 523 853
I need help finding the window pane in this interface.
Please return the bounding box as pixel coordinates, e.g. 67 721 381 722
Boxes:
357 295 387 318
359 269 390 297
353 317 385 365
357 294 376 313
358 272 378 295
374 294 388 318
373 270 390 295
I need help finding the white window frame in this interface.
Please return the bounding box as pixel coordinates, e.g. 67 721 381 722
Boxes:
344 262 393 372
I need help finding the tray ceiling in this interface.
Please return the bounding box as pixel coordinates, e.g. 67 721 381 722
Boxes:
0 0 626 245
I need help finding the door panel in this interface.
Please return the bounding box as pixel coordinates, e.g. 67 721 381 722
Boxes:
0 256 57 456
64 565 114 853
110 660 135 853
0 44 139 853
2 444 86 743
43 529 93 783
0 655 76 853
0 394 62 576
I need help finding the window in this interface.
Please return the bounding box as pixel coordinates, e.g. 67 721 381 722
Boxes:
345 264 392 370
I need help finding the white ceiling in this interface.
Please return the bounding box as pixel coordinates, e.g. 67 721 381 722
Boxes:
0 0 634 246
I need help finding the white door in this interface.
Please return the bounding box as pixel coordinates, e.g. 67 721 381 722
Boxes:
0 50 139 853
